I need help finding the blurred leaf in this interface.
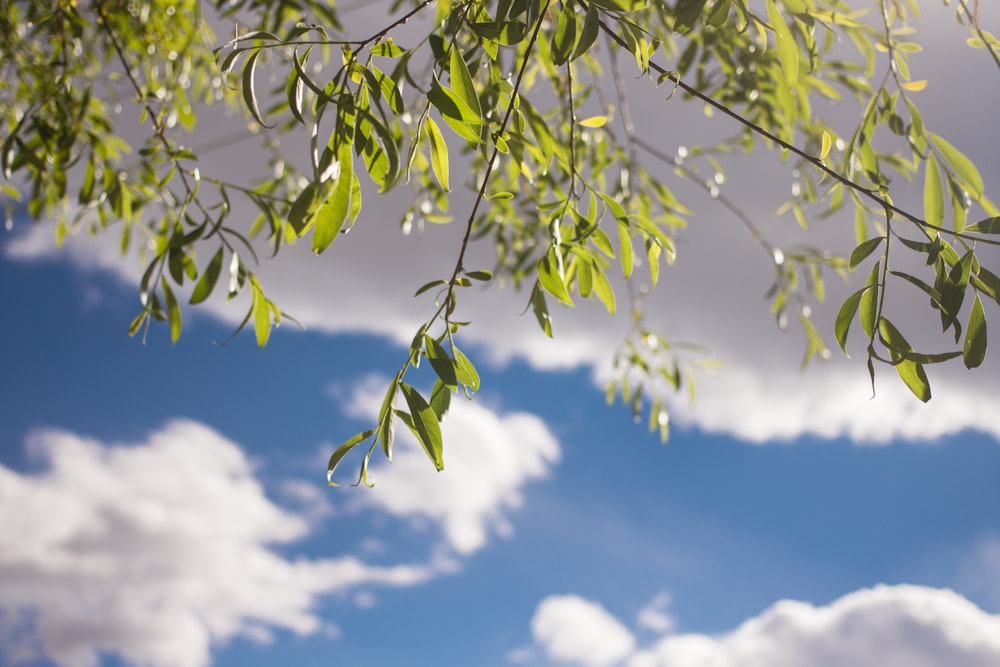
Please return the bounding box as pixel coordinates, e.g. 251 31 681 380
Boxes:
930 132 983 198
189 248 224 304
923 155 944 228
766 0 798 86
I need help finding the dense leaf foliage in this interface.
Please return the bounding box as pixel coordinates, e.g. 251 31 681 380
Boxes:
2 0 998 483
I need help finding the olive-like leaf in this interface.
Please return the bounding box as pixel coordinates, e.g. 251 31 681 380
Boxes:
327 428 376 486
241 50 273 129
766 0 798 86
835 286 867 354
189 248 224 304
923 154 944 228
424 334 458 389
963 294 987 368
930 132 983 198
425 116 450 191
161 277 181 344
849 236 884 270
400 383 444 471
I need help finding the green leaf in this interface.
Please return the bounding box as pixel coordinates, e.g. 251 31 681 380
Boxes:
449 46 483 122
464 269 493 281
249 277 271 347
674 0 709 33
530 282 553 337
895 359 931 402
189 248 224 304
573 4 600 60
414 279 448 297
860 260 880 338
551 1 578 66
963 294 987 368
327 428 376 486
424 334 458 389
538 249 575 306
400 383 444 471
766 0 798 87
428 378 452 420
453 346 480 392
425 116 450 191
428 83 484 143
618 222 634 278
820 131 832 160
312 142 354 254
578 115 607 128
161 278 181 344
378 375 400 459
835 286 867 354
923 155 944 228
590 262 616 315
241 50 273 129
930 132 983 199
469 21 529 45
849 236 884 270
878 317 931 402
962 217 1000 234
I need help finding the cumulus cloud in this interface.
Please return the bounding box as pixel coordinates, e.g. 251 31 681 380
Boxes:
532 595 636 667
334 376 562 555
528 585 1000 667
0 420 446 667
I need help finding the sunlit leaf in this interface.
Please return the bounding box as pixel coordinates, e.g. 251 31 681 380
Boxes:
963 294 987 369
400 383 444 470
425 116 450 191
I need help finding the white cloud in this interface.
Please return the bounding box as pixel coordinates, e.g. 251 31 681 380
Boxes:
529 585 1000 667
336 376 562 555
0 420 445 667
532 595 636 667
636 592 675 634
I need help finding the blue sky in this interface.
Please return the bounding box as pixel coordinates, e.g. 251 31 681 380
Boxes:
3 217 1000 667
3 2 1000 666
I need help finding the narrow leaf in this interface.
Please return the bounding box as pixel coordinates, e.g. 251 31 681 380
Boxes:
162 278 182 344
327 428 376 486
963 294 987 368
962 217 1000 234
241 50 273 129
424 334 458 389
835 287 867 354
313 142 354 253
400 384 444 471
849 236 884 270
930 132 983 198
453 346 480 392
189 248 224 304
924 155 944 229
449 46 483 121
425 117 450 191
766 0 799 87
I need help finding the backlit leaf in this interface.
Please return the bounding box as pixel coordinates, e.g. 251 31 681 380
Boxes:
963 294 987 368
400 383 444 471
